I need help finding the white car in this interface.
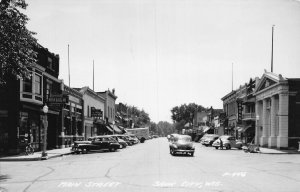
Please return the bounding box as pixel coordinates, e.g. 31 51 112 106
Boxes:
212 135 242 150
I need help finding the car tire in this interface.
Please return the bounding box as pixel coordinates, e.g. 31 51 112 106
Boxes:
226 145 231 150
215 147 219 149
191 152 194 156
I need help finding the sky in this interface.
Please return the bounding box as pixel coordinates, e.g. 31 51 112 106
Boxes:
25 0 300 123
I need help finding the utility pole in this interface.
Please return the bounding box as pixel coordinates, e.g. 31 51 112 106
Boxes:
271 25 275 73
68 44 70 87
93 60 94 91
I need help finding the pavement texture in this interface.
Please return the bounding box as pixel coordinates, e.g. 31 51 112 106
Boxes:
0 148 73 161
0 143 299 162
1 138 300 192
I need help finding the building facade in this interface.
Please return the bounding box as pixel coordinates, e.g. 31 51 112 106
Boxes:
0 45 62 154
254 71 300 149
78 87 112 139
221 91 237 136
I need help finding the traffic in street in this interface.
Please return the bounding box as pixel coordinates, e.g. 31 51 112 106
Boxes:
1 137 300 192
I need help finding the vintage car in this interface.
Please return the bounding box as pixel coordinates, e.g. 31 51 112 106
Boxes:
126 134 140 145
114 135 133 146
71 135 121 153
169 134 195 156
107 135 128 149
212 135 243 150
201 134 219 146
168 133 179 142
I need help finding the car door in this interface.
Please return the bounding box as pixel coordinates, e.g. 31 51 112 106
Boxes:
102 137 110 149
92 137 103 150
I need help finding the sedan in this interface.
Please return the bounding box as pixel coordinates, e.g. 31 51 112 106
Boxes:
71 135 121 153
212 135 242 150
169 134 195 156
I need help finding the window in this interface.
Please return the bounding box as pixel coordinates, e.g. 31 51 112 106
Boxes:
48 57 53 69
23 75 32 93
87 106 90 117
35 74 42 95
46 81 52 99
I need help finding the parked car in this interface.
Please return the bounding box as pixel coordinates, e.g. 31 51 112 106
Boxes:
115 135 132 146
169 134 195 156
201 134 219 146
198 134 212 143
71 135 121 153
212 135 243 150
107 135 128 149
126 134 139 145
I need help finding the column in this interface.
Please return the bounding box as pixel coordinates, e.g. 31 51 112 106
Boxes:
260 99 268 147
254 101 261 145
268 96 277 147
277 93 289 149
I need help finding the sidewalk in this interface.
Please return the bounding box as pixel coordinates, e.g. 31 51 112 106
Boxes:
259 147 300 154
0 148 73 161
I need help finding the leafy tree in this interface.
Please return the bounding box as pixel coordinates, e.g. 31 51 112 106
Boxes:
157 121 174 136
170 103 206 124
0 0 38 84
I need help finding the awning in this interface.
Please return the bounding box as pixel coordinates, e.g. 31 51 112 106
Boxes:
105 126 113 133
238 125 252 133
242 125 254 133
202 126 210 133
109 124 123 134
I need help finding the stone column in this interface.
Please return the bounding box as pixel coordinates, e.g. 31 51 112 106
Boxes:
255 101 261 145
268 96 277 147
260 99 268 147
277 93 289 149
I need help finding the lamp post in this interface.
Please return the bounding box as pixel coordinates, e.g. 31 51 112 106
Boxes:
41 104 48 160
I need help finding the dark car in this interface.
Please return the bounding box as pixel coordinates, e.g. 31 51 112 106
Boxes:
113 135 132 146
201 134 219 146
169 134 195 156
71 135 121 153
107 135 128 149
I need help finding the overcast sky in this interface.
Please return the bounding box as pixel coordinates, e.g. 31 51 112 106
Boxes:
25 0 300 123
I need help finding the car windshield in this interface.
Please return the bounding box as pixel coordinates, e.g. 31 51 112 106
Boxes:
177 136 191 142
219 136 230 140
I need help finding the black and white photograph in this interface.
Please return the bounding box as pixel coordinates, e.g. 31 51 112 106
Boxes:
1 0 300 191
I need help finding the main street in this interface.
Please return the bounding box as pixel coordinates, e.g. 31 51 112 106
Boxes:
1 138 300 192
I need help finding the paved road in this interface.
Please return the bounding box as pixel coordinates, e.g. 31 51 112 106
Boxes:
1 137 300 192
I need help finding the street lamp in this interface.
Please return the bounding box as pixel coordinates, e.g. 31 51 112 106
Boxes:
41 104 48 160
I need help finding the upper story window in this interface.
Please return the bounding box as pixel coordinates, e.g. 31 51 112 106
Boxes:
48 57 53 70
35 74 42 95
23 75 32 93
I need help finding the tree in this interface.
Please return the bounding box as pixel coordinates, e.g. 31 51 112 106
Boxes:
0 0 38 85
157 121 174 136
170 103 206 124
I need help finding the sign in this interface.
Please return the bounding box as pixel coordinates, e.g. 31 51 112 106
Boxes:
47 95 69 104
91 107 103 118
237 102 243 123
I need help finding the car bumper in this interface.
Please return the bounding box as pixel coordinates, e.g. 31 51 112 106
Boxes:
173 149 195 153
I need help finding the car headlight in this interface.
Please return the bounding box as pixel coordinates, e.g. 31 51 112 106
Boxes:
173 144 178 148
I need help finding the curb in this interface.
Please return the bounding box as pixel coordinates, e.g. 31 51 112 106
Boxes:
0 152 73 162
